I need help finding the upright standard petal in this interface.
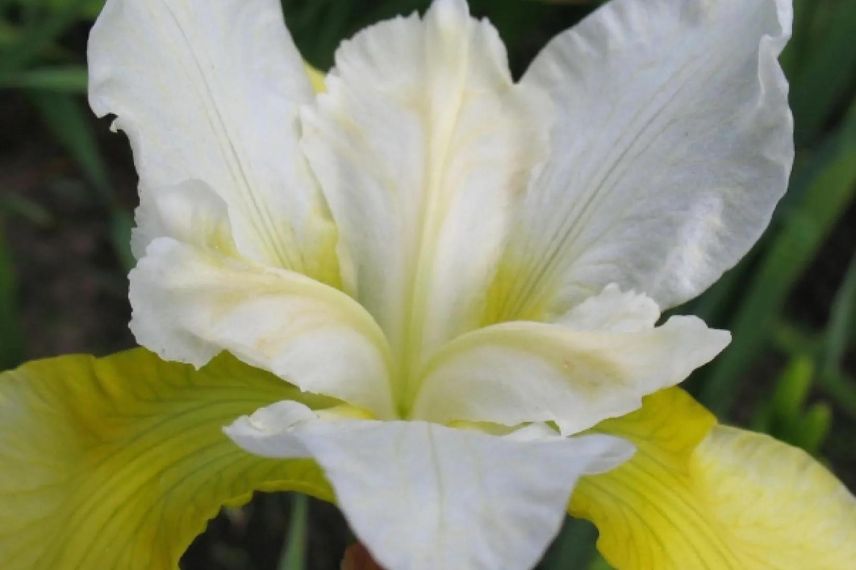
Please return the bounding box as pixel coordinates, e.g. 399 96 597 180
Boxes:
486 0 793 323
89 0 338 282
130 238 396 418
301 0 547 396
0 350 333 570
411 285 729 432
227 407 632 570
572 388 856 569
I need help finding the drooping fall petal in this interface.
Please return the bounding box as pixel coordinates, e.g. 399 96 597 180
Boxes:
0 350 333 570
226 404 633 570
572 388 856 569
486 0 793 323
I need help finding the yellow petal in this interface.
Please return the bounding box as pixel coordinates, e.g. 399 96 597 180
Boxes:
690 425 856 569
0 349 333 570
571 388 856 569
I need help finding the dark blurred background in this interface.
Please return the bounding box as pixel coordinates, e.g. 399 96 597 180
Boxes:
0 0 854 568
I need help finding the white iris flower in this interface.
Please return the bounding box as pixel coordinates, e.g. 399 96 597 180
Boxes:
2 2 853 564
82 0 795 567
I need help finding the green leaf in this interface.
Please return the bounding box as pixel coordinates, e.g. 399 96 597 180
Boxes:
588 554 614 570
0 0 91 72
817 370 856 421
542 517 598 570
822 255 856 376
793 402 832 455
40 0 105 19
0 195 53 227
770 318 856 419
0 20 70 60
779 0 818 80
278 494 309 570
0 65 87 92
0 349 335 570
771 356 813 423
788 0 856 144
751 355 832 454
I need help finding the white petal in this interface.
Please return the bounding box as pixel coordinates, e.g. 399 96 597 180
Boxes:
89 0 338 281
300 0 548 380
130 238 395 418
226 410 632 570
226 400 318 458
488 0 793 322
412 287 730 434
130 180 236 258
555 283 659 332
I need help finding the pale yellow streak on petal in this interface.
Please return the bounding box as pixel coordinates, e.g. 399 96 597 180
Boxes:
305 63 327 93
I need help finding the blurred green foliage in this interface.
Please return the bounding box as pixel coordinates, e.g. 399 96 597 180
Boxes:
0 224 22 369
751 356 832 454
0 0 853 569
279 494 309 570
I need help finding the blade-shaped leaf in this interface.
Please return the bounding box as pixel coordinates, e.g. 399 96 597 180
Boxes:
0 65 86 92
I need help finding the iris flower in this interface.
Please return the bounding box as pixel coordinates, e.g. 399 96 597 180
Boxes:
1 0 854 568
